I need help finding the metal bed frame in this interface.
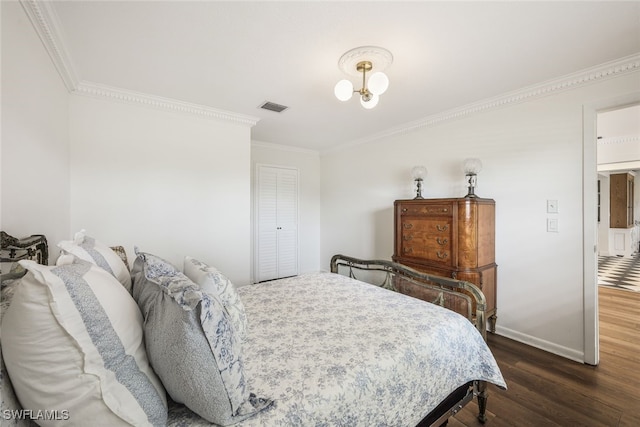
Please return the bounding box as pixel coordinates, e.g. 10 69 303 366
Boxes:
330 254 490 425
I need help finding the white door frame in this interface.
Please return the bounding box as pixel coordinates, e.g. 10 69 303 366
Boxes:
583 91 640 366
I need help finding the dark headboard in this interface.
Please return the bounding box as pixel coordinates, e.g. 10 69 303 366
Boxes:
1 231 49 279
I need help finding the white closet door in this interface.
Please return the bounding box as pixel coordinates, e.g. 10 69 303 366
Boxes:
256 167 279 282
255 165 298 282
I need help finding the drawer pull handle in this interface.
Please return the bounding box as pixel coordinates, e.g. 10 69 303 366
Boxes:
404 223 414 230
403 247 413 254
436 225 449 232
436 251 448 259
403 235 413 241
402 208 408 213
436 238 448 245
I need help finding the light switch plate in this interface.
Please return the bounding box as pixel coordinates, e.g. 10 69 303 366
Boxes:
547 218 558 232
547 199 558 213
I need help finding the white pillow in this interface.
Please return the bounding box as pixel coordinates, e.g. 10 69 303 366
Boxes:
57 230 131 293
1 259 167 427
183 256 248 340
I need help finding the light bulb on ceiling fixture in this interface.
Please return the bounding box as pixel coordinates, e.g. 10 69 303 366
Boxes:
368 72 389 95
334 79 354 101
361 93 379 109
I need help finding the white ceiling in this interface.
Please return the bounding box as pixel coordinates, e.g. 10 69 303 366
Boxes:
48 1 640 152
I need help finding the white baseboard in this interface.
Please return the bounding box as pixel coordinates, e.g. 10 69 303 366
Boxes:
493 326 585 364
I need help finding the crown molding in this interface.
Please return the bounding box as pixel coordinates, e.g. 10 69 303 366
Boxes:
74 82 260 127
252 140 320 156
22 0 259 127
597 161 640 173
324 53 640 155
598 135 640 145
20 0 79 91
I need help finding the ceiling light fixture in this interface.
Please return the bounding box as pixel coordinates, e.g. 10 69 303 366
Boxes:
334 46 393 109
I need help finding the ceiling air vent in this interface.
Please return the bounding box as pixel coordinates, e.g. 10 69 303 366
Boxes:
259 101 288 113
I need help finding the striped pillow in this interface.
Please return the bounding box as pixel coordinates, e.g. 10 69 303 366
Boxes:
58 230 132 293
1 258 167 426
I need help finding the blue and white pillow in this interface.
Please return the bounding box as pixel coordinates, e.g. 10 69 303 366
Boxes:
183 256 248 341
131 250 271 426
57 230 132 293
1 258 167 426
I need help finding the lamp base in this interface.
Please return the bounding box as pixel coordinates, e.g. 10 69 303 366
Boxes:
414 179 425 199
465 187 478 198
465 174 478 198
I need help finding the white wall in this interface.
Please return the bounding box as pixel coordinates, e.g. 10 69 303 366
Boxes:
251 141 321 277
69 95 253 285
320 70 640 362
1 1 70 259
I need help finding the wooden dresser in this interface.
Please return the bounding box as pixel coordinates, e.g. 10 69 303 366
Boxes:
393 198 497 331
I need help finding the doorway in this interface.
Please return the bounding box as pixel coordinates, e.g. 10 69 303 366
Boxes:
583 94 640 366
597 105 640 258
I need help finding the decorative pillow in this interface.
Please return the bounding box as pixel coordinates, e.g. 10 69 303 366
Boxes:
131 250 271 426
183 256 248 341
110 245 130 271
1 259 167 426
57 230 131 293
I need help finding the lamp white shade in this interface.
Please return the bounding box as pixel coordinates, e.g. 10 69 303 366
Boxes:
334 79 354 101
411 165 427 180
360 93 379 109
368 72 389 95
463 158 483 174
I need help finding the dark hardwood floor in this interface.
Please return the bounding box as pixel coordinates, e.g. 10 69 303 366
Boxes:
451 286 640 426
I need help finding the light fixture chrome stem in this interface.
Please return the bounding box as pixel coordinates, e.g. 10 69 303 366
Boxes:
465 174 478 198
414 178 425 199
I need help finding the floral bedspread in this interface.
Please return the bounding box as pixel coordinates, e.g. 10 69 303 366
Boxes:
168 272 506 427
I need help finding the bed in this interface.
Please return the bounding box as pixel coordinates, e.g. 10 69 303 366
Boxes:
1 232 506 426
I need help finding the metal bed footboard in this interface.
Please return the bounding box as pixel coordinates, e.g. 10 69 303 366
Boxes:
330 254 490 424
330 254 487 340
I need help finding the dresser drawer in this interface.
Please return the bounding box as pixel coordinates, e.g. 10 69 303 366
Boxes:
400 244 452 265
401 218 452 235
400 219 454 265
398 203 453 217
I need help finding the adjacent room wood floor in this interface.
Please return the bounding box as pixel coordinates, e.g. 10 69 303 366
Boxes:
451 286 640 426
